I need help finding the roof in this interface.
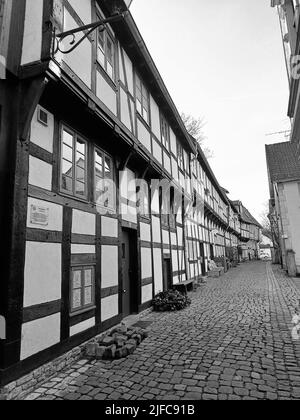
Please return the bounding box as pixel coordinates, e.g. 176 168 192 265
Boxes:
265 141 300 183
232 201 262 228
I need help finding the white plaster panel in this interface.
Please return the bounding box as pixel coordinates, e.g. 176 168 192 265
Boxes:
70 317 95 337
27 198 63 232
120 87 132 131
141 248 152 279
101 216 118 238
153 249 163 295
284 182 300 265
173 276 179 285
30 106 54 153
172 250 179 272
137 120 151 152
177 227 183 247
29 156 52 191
170 128 177 155
163 152 171 175
152 216 161 243
171 232 177 246
72 210 95 235
101 295 119 321
142 284 153 304
21 314 60 360
21 0 43 65
162 230 170 246
153 140 162 165
150 95 161 140
96 71 117 115
68 0 92 24
24 242 61 307
71 244 95 254
151 189 160 214
102 245 118 288
121 204 137 224
63 10 92 88
140 223 151 242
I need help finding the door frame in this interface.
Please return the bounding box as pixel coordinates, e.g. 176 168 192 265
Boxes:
120 227 139 317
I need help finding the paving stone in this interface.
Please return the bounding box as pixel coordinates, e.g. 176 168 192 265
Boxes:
20 263 300 401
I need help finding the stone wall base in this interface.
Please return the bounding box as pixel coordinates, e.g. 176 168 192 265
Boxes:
0 308 154 400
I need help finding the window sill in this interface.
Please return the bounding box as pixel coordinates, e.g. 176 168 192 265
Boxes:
70 306 96 318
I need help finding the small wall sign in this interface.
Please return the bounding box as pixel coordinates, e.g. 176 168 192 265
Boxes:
30 205 50 227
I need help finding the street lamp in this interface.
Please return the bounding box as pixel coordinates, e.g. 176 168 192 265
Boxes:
53 0 133 55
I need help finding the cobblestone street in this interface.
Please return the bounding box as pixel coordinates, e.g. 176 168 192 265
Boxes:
24 262 300 400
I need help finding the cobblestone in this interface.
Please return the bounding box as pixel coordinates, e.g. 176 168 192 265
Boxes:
22 262 300 400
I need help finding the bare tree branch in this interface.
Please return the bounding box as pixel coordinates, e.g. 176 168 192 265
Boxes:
181 113 214 159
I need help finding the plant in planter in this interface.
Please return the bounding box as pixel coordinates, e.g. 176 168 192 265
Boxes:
153 289 191 312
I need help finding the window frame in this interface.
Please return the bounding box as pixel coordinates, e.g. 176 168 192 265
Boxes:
135 73 150 124
96 16 116 82
94 146 116 211
70 265 95 315
160 115 170 151
60 125 88 200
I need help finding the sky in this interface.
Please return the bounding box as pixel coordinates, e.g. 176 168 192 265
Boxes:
130 0 290 221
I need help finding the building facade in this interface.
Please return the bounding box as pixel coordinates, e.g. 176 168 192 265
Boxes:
268 0 300 275
0 0 261 386
266 142 300 276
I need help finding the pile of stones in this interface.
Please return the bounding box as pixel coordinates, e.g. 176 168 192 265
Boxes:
85 324 149 360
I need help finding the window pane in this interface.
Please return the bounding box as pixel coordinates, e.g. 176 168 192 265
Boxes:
62 160 73 176
106 37 114 64
84 287 92 305
98 29 105 50
63 130 73 147
104 157 112 178
84 269 92 287
97 48 105 68
136 99 142 115
72 289 81 310
73 271 82 289
76 181 85 196
63 144 73 162
76 166 85 182
107 63 113 79
76 139 85 155
61 175 72 192
143 108 148 123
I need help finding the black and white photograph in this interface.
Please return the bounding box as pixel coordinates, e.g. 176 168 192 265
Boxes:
0 0 300 404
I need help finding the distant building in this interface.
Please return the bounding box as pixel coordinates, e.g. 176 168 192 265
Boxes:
232 201 262 261
259 231 274 261
266 141 300 275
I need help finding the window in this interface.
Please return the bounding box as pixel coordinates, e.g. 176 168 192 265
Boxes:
94 148 115 209
71 266 95 313
136 75 149 123
37 106 48 126
61 128 87 199
177 142 184 170
161 116 170 150
97 26 115 80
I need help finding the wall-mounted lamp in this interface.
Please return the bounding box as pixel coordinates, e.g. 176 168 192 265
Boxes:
53 0 133 55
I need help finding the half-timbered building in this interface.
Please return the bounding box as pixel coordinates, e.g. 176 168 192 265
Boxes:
0 0 261 387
